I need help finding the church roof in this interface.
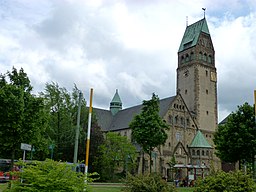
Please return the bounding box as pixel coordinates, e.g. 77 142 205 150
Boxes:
111 89 122 104
94 96 176 132
178 18 210 52
189 130 212 148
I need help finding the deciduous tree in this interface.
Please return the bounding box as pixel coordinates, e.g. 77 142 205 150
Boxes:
129 93 169 173
95 132 137 181
0 67 49 172
214 102 256 167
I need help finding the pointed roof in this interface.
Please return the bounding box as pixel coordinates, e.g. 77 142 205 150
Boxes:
189 130 212 148
178 18 210 52
111 89 122 104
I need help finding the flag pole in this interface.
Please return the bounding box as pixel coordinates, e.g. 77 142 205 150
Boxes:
85 88 93 175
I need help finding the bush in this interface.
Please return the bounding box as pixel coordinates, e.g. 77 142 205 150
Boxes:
194 170 256 192
4 159 98 192
122 173 176 192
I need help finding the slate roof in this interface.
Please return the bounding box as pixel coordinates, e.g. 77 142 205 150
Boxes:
178 18 210 52
94 96 176 132
189 130 212 148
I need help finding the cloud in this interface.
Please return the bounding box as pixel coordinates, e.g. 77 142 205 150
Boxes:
1 0 256 122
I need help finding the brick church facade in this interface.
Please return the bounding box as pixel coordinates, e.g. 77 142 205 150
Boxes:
94 17 220 181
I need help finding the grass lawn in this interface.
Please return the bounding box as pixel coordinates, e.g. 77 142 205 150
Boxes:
0 183 195 192
177 187 194 192
90 185 194 192
90 186 123 192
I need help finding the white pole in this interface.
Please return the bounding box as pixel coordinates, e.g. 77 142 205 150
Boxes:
85 88 93 175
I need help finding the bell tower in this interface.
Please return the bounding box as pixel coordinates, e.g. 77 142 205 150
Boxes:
177 18 217 133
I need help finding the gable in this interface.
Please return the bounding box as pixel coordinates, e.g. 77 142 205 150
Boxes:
173 141 189 157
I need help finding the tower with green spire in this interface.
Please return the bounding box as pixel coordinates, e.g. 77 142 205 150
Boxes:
177 17 217 133
110 89 122 115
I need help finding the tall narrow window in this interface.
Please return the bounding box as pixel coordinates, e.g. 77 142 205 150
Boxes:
199 52 202 60
208 55 212 63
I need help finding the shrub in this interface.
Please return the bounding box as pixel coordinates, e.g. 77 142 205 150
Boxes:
194 170 256 192
122 173 176 192
4 159 98 192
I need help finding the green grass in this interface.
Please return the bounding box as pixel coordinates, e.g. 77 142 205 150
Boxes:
177 187 194 192
90 185 194 192
0 183 195 192
90 186 122 192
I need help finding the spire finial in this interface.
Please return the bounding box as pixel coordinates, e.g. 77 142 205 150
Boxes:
186 16 188 27
202 8 206 18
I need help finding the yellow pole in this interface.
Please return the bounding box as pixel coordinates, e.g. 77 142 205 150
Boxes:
85 88 93 175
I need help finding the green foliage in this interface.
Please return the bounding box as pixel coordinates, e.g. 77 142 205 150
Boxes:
129 93 169 172
194 170 256 192
88 122 104 173
214 103 256 164
0 67 49 162
40 83 89 161
123 173 176 192
5 159 97 192
95 132 137 181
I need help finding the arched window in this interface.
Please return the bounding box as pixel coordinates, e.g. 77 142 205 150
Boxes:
197 150 200 156
181 56 185 63
190 52 194 60
180 117 184 126
192 149 195 156
206 150 209 156
175 116 178 124
185 54 189 62
208 55 212 63
203 53 207 61
186 119 190 126
199 52 202 60
202 150 205 156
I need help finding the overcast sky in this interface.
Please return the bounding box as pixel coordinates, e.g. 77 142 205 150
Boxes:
1 0 256 122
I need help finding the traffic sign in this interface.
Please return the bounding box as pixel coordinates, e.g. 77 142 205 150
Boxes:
21 143 32 151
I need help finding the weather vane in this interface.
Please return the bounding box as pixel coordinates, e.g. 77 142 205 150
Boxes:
202 8 206 18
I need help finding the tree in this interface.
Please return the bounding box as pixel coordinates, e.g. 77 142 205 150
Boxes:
214 102 256 167
40 83 88 161
95 132 137 181
88 121 104 173
129 93 169 173
0 68 49 171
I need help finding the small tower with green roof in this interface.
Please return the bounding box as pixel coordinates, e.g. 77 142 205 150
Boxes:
188 130 213 168
110 89 122 115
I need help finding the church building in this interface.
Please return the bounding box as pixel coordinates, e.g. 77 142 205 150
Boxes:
94 17 220 181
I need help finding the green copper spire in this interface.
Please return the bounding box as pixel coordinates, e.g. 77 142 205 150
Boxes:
178 18 210 52
110 89 122 115
189 130 212 148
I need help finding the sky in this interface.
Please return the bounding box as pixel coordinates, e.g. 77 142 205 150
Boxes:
1 0 256 122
